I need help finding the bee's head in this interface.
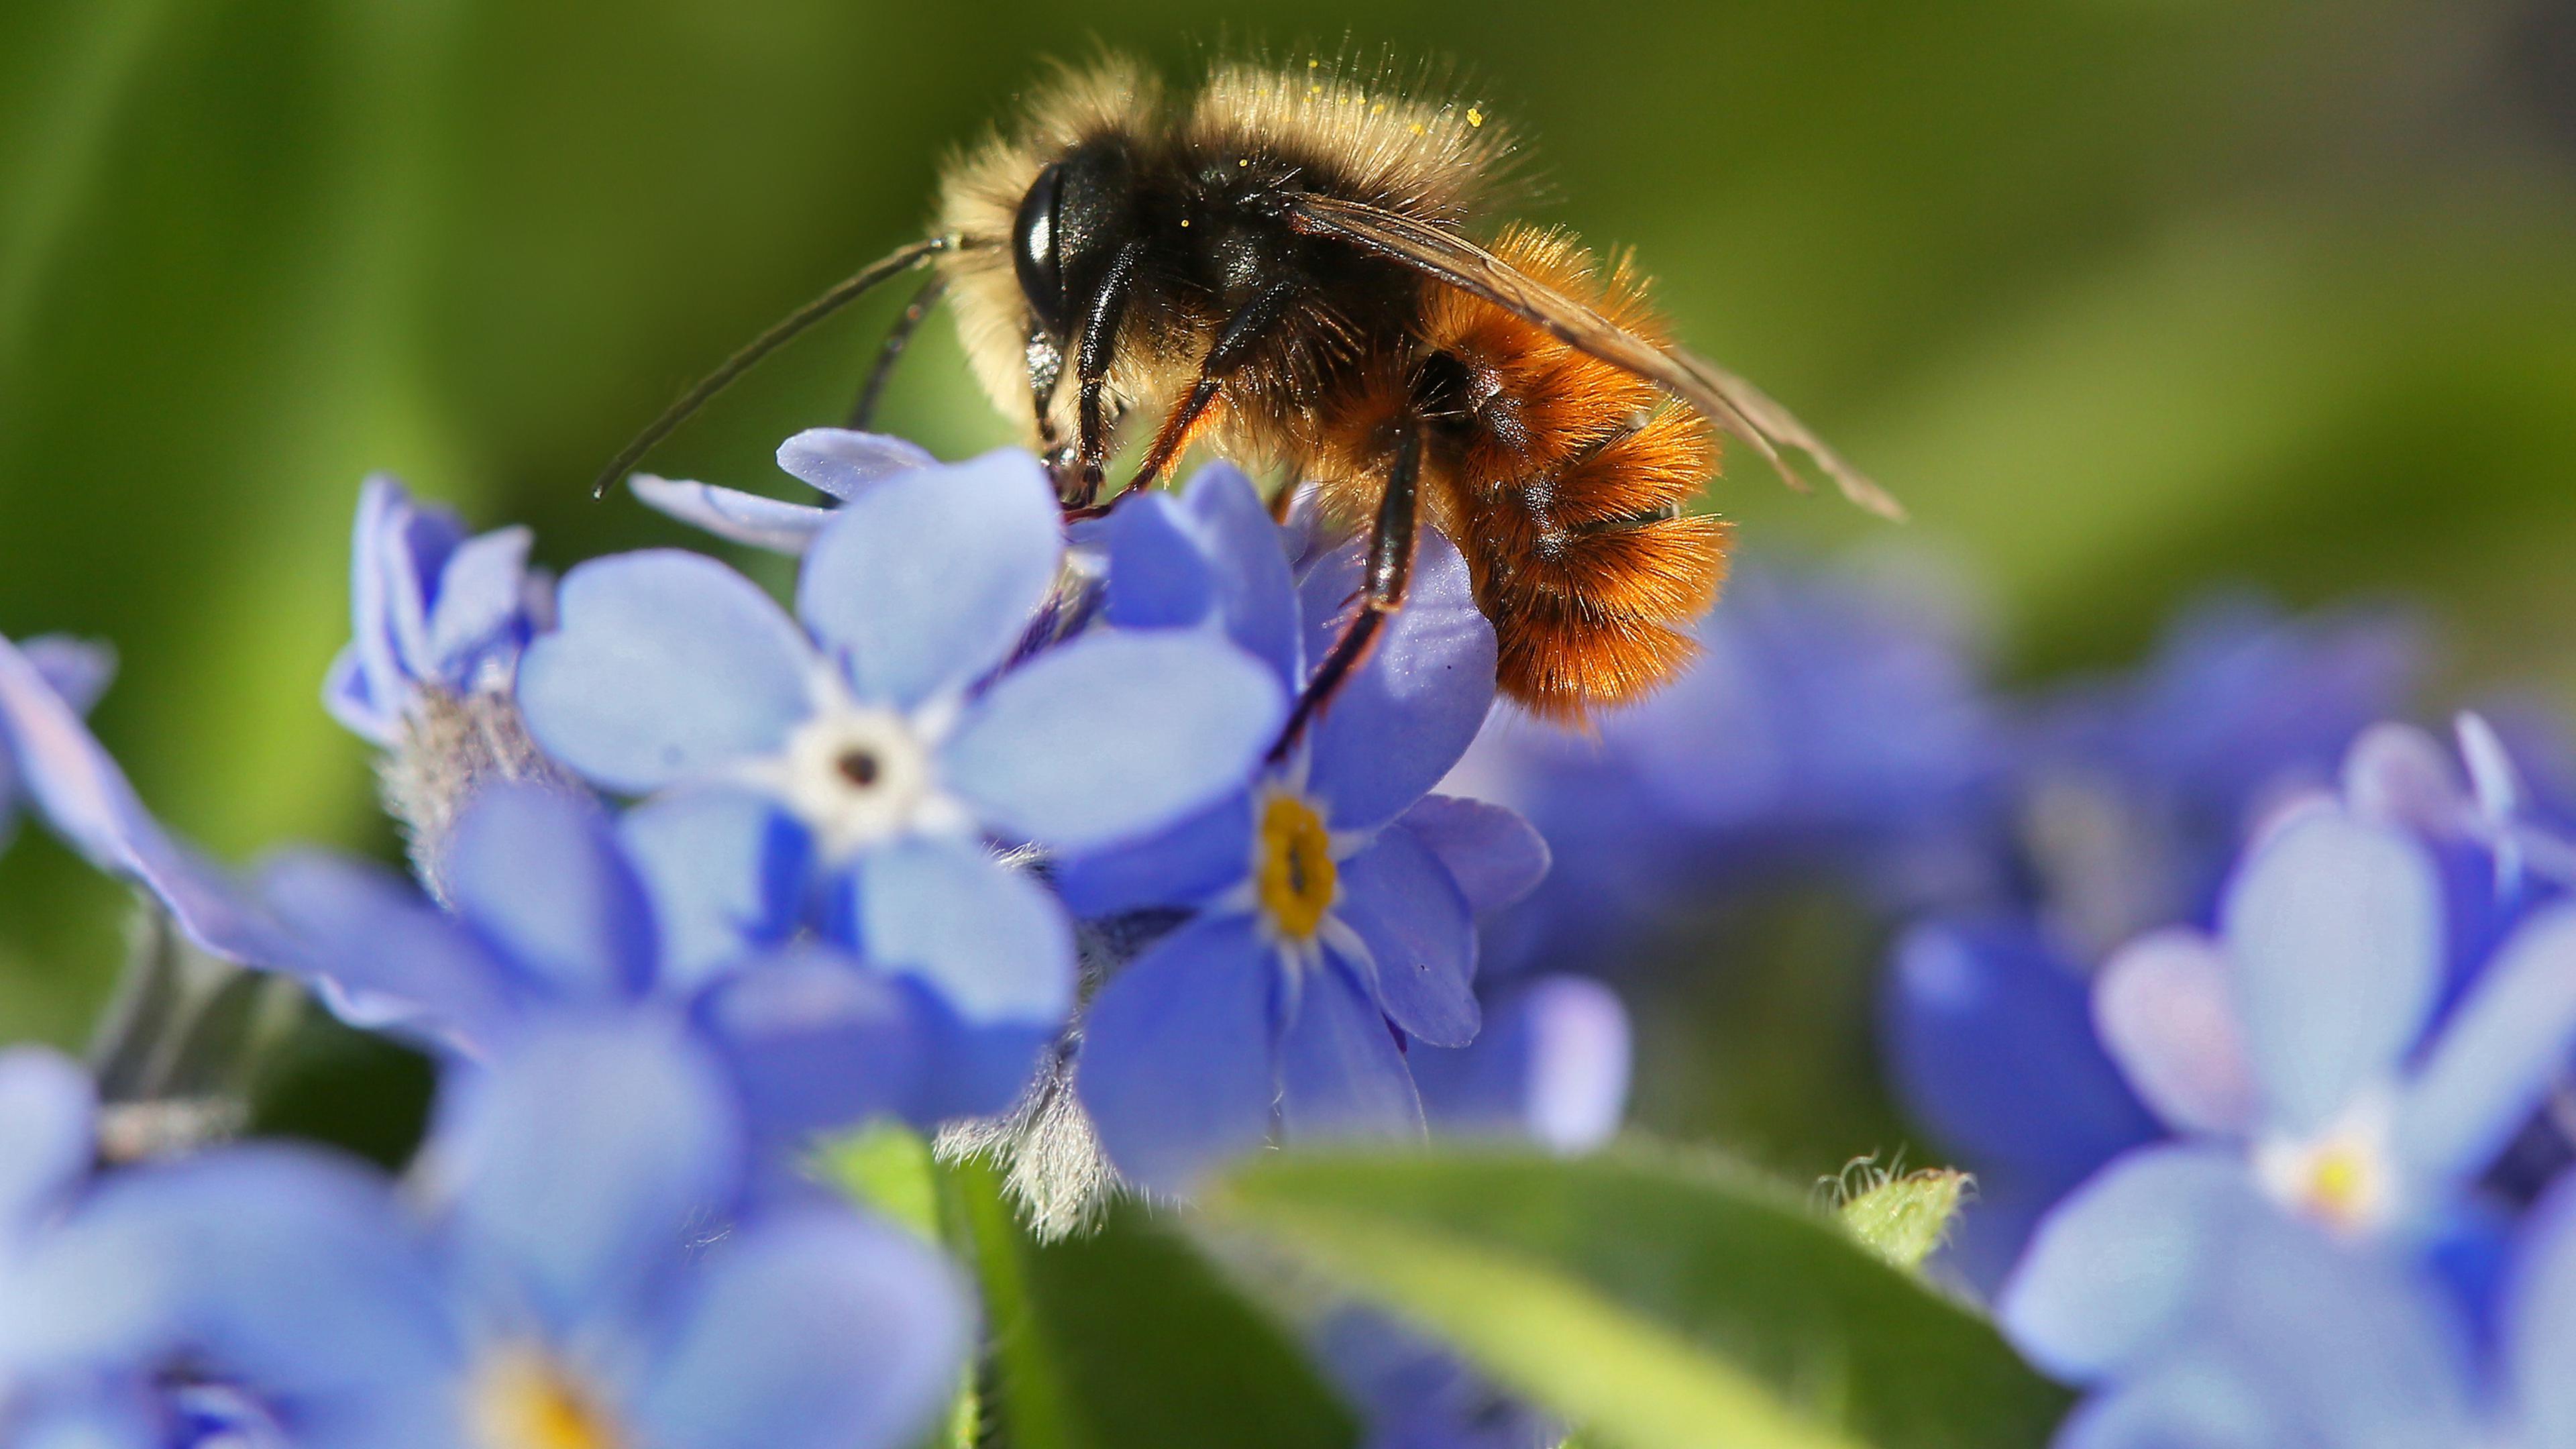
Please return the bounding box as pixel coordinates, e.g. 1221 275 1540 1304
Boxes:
1013 139 1134 338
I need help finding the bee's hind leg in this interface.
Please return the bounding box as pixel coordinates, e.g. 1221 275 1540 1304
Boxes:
1268 413 1421 761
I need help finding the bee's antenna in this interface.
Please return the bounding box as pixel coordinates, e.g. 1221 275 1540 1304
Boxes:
588 233 960 500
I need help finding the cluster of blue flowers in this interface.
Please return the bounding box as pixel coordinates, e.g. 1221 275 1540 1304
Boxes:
1466 548 2576 1445
0 432 1617 1448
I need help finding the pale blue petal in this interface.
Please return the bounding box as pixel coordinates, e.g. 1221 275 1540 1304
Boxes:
1279 960 1426 1146
434 1018 743 1333
776 428 936 501
633 1207 969 1449
944 631 1283 850
1337 828 1479 1048
1076 914 1278 1195
21 635 114 718
0 633 297 965
2396 903 2576 1189
1413 976 1630 1153
852 838 1073 1025
1053 790 1254 917
321 641 398 747
1392 795 1550 915
2052 1364 2275 1449
633 476 833 554
619 788 805 989
1100 491 1214 631
1998 1144 2257 1382
519 551 814 793
2220 810 2442 1136
1179 464 1302 684
424 525 534 675
442 785 655 1004
2092 928 2260 1137
0 1046 95 1228
2508 1177 2576 1444
797 451 1061 709
695 949 933 1148
262 852 519 1050
1301 525 1497 833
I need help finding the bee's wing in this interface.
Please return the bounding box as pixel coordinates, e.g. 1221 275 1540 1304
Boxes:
1282 193 1904 521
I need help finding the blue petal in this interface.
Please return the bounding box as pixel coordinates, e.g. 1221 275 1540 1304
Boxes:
321 641 397 747
442 785 656 1006
262 852 519 1051
1391 795 1550 915
2396 903 2576 1189
1997 1144 2256 1382
695 949 933 1150
1177 464 1302 686
851 838 1073 1026
1052 790 1254 917
631 1207 969 1449
1301 524 1497 833
619 788 806 990
1336 827 1479 1048
776 428 936 501
1413 976 1630 1153
1076 914 1279 1195
2220 810 2442 1136
0 633 297 966
1279 959 1426 1147
1099 491 1214 631
2508 1177 2576 1444
433 1018 744 1334
519 551 815 794
423 525 534 680
0 1047 95 1229
2091 928 2259 1137
46 1146 458 1406
1880 919 2159 1179
21 635 114 718
797 451 1061 710
633 476 834 555
944 631 1284 851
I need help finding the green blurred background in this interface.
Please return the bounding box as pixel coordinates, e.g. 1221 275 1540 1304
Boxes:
5 0 2574 1155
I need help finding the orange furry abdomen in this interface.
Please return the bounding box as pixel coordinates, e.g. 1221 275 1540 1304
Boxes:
1311 227 1731 722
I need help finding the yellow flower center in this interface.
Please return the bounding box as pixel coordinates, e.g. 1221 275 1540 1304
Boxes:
2302 1147 2372 1228
470 1351 623 1449
1256 794 1337 943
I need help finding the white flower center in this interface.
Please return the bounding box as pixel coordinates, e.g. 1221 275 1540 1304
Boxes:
2252 1092 2399 1238
770 702 941 858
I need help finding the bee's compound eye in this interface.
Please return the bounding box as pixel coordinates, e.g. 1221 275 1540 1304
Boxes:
1013 162 1067 333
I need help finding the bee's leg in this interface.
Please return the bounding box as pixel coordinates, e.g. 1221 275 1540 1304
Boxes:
845 274 949 430
1023 321 1067 467
1069 239 1149 509
1269 414 1422 761
1128 281 1303 493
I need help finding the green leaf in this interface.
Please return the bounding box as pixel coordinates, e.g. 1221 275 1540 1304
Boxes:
1203 1145 2068 1449
816 1119 945 1244
942 1155 1356 1449
1834 1165 1972 1274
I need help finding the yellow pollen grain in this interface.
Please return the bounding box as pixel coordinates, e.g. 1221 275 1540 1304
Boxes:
1409 122 1426 136
472 1353 621 1449
1466 106 1485 127
1256 795 1336 943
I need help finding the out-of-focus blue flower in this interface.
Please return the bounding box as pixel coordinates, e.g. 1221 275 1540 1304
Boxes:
0 1049 209 1447
0 633 111 858
1311 1307 1561 1449
323 476 553 748
1456 553 2004 977
1059 465 1516 1193
629 428 935 554
0 631 292 967
1411 974 1631 1155
264 782 1024 1145
61 1018 969 1449
516 450 1286 1101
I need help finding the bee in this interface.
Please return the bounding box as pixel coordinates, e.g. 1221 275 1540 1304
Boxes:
594 54 1900 729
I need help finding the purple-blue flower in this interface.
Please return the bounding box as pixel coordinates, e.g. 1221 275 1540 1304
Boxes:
0 633 111 859
1057 464 1521 1193
56 1017 969 1449
323 475 553 747
515 449 1287 1074
629 428 935 554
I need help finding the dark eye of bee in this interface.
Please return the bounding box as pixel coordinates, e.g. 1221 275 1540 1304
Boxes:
1013 162 1068 335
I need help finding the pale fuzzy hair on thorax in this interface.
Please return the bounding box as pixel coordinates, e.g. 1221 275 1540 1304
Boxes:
1186 55 1516 223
